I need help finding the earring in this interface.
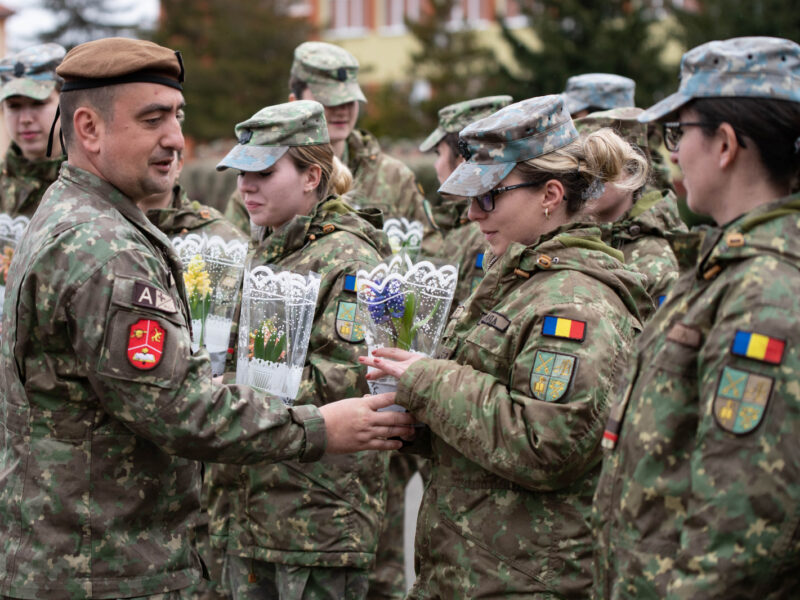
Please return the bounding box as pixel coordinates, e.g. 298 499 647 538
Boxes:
545 207 550 219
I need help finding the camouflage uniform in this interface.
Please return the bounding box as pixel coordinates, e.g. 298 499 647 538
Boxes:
0 39 326 600
209 102 393 599
594 36 800 598
561 73 635 116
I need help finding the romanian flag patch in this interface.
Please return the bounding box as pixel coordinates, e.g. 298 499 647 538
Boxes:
475 252 484 269
541 315 586 342
731 330 785 365
343 274 358 293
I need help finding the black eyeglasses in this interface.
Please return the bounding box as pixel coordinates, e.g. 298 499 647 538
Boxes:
472 182 540 212
662 121 713 152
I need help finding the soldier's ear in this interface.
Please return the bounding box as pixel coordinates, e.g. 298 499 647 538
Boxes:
303 163 322 193
73 106 104 155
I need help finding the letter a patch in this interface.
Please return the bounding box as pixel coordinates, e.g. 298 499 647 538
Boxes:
128 319 166 370
530 350 576 402
713 366 772 434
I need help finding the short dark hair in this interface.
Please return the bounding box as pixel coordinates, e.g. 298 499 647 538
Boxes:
59 86 117 148
441 132 460 170
289 75 308 100
688 97 800 191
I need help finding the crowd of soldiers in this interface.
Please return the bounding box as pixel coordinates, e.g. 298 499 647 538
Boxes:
0 29 798 600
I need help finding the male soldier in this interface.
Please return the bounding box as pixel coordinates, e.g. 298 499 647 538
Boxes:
0 43 66 218
224 41 429 238
575 107 686 317
0 37 412 600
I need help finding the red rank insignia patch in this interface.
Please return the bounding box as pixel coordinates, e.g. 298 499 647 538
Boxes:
127 319 166 370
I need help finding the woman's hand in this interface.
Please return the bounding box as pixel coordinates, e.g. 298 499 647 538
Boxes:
319 392 417 454
358 347 425 380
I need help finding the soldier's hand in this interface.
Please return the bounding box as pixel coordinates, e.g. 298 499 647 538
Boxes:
319 392 416 454
359 347 425 380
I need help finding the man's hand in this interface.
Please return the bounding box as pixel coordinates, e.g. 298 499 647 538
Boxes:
319 392 416 454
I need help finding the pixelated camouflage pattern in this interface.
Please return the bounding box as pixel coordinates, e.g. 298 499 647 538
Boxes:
575 107 648 149
562 73 635 115
0 43 65 102
601 189 686 319
0 164 325 600
639 36 800 122
393 224 646 598
209 196 394 572
419 95 513 153
594 192 800 598
223 188 250 237
440 95 579 198
217 101 329 173
0 142 64 218
291 41 366 106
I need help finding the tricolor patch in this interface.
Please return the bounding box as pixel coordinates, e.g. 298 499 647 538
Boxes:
657 295 666 307
343 274 358 293
731 330 785 364
714 366 772 434
541 315 586 342
335 300 365 343
530 350 576 402
127 319 166 370
475 253 484 269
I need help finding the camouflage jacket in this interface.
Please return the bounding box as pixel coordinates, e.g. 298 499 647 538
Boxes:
146 184 247 243
211 196 394 569
396 224 646 599
593 193 800 599
0 142 64 218
0 164 325 600
602 189 686 318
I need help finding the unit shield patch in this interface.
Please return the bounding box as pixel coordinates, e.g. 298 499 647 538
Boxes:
128 319 166 370
713 365 772 434
336 300 365 343
530 349 576 402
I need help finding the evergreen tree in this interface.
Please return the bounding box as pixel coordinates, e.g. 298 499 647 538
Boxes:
35 0 143 48
497 0 674 108
671 0 800 50
149 0 310 141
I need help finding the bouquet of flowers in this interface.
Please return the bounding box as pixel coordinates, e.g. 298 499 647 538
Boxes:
357 253 458 404
236 265 320 405
0 214 30 308
172 233 248 375
383 218 424 258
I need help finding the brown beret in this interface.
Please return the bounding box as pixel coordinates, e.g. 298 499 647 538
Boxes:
57 37 184 92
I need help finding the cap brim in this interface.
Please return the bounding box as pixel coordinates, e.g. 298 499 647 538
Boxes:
307 81 366 106
0 79 56 103
438 161 515 197
563 94 589 116
216 144 288 172
638 91 691 123
419 127 446 153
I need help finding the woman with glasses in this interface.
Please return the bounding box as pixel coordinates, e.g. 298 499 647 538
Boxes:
360 95 649 598
593 37 800 598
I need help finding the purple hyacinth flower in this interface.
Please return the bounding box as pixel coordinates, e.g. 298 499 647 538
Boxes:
385 279 405 318
365 283 391 324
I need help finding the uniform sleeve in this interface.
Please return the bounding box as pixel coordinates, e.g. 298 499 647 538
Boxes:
664 281 800 597
625 236 680 309
69 249 325 465
397 295 637 491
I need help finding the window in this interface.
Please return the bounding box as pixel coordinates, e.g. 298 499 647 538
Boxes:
448 0 490 29
382 0 421 34
328 0 367 37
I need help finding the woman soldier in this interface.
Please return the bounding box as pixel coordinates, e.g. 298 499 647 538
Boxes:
360 95 649 598
593 37 800 598
209 100 394 599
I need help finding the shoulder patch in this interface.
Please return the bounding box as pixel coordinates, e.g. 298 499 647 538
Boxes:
127 319 166 370
480 311 510 332
475 252 484 269
731 330 785 365
666 322 701 348
343 274 358 294
714 366 772 434
335 300 365 343
133 281 177 314
657 294 666 307
541 315 585 342
530 350 577 402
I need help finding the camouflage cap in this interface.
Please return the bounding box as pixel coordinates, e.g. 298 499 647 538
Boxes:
562 73 635 115
639 36 800 123
0 43 66 102
217 100 329 172
290 41 366 106
439 95 579 197
419 95 513 153
575 107 648 150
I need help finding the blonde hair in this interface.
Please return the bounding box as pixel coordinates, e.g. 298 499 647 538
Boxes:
514 128 649 215
287 144 353 200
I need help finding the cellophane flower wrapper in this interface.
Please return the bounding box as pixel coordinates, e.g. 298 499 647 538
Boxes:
383 217 424 259
357 253 457 409
0 214 30 312
235 265 320 405
173 233 248 376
